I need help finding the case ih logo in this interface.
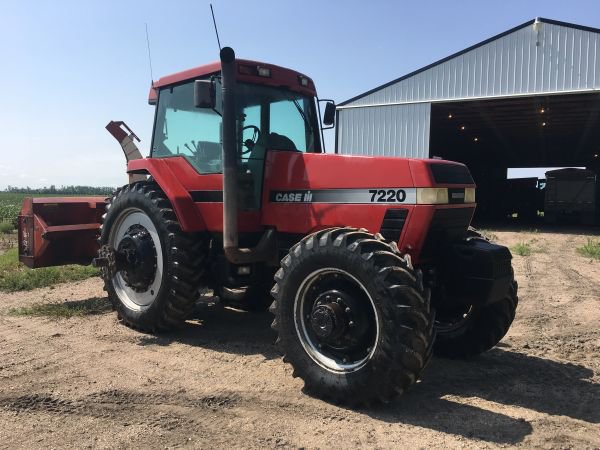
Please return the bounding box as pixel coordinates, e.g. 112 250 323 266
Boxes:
272 191 313 202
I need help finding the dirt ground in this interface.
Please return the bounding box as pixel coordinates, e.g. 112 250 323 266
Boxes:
0 228 598 449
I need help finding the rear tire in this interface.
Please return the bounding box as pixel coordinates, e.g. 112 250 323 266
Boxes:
100 182 206 332
270 227 433 405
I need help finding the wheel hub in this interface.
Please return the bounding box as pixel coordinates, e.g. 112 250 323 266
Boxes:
295 269 379 373
117 225 157 292
310 302 346 341
308 288 370 351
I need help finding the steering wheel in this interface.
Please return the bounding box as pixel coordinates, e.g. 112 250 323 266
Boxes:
242 125 261 154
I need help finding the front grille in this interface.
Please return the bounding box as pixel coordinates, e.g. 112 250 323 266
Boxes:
379 209 408 242
421 207 474 259
429 163 474 185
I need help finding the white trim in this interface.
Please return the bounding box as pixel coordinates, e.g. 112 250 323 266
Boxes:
336 88 600 110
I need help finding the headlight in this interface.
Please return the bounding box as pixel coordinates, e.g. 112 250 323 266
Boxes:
464 187 476 203
416 188 449 204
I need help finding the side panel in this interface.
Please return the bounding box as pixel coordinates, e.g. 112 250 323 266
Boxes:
262 150 416 237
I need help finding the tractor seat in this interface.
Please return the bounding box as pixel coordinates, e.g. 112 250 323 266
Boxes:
266 132 297 151
248 132 298 164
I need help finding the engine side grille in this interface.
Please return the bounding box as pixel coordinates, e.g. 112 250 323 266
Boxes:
421 207 474 259
379 209 408 242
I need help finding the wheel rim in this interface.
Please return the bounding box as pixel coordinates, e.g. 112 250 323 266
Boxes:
294 268 379 373
109 208 163 311
435 305 474 333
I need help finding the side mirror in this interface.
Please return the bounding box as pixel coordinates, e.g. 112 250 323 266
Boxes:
323 101 336 127
194 80 216 108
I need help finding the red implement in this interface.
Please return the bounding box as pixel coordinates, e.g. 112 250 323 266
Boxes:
18 197 106 268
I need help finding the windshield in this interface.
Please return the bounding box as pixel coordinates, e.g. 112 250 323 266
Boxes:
236 83 320 154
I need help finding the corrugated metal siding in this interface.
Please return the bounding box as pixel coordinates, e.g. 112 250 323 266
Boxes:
343 22 600 107
337 103 430 157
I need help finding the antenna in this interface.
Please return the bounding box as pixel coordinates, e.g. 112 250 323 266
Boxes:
210 4 222 51
145 23 155 86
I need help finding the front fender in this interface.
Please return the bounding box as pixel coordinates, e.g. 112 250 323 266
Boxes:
127 159 206 232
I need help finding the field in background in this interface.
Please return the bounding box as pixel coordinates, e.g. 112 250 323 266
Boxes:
0 188 113 233
0 193 28 231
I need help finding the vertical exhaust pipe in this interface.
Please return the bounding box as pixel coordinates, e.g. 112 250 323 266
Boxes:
220 47 275 264
220 47 239 253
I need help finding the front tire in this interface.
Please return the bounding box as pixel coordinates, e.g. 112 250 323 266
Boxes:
100 182 206 332
270 228 433 405
433 280 518 358
433 229 518 358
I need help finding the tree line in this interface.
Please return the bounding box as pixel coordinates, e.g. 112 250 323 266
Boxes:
4 185 116 196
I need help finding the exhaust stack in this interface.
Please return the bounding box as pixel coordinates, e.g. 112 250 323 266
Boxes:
220 47 275 264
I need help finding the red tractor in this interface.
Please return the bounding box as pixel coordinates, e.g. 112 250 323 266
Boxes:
18 48 517 404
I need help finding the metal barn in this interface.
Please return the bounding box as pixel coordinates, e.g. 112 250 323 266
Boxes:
336 18 600 222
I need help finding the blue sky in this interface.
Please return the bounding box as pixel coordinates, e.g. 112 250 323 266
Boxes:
1 0 598 188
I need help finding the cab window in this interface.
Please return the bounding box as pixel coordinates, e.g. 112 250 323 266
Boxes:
151 82 223 174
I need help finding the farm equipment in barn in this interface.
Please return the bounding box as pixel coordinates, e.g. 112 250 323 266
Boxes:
544 168 598 225
18 48 517 405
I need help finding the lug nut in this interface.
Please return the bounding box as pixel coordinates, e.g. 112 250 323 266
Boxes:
345 307 351 313
349 321 355 327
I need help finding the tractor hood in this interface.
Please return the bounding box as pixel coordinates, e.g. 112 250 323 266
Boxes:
263 152 475 191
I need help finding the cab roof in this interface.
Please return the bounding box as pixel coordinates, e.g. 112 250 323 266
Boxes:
149 59 317 104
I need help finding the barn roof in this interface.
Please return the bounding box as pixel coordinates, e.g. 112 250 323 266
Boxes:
339 18 600 108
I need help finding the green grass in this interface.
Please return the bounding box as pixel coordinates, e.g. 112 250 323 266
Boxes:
577 239 600 260
8 297 111 318
0 193 26 224
511 242 532 257
0 221 14 234
0 248 98 292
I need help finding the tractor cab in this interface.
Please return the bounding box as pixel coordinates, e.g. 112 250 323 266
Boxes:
148 59 327 211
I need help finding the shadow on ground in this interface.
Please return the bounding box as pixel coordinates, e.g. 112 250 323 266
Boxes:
362 347 598 444
136 305 280 359
131 303 598 444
